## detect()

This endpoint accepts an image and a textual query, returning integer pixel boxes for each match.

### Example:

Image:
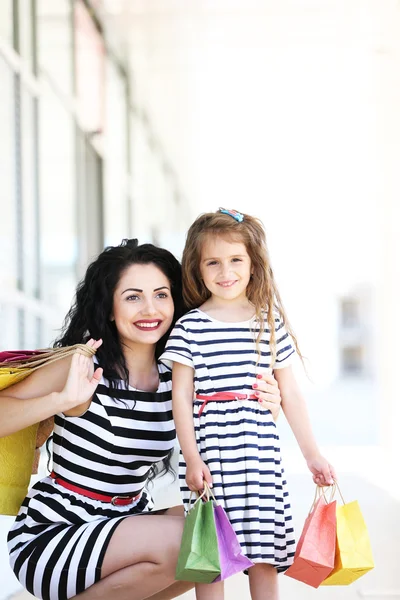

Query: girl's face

[199,236,252,303]
[111,263,174,348]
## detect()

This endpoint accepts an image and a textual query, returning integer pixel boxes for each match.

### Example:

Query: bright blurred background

[1,1,399,599]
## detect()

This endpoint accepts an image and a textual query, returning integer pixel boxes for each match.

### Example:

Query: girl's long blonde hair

[181,210,302,366]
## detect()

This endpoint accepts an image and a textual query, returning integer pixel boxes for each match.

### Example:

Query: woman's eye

[156,292,168,299]
[207,261,218,266]
[126,295,140,301]
[232,258,242,263]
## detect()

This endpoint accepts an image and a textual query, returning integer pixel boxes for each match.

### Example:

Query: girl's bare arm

[172,362,212,490]
[275,366,335,485]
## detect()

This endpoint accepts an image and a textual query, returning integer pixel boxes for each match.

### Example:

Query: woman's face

[111,263,174,348]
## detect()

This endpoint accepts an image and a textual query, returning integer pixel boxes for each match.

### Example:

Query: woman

[0,239,282,600]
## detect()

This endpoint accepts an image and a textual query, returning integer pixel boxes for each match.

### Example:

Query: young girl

[161,209,336,600]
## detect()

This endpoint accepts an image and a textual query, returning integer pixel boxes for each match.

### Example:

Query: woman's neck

[121,342,159,392]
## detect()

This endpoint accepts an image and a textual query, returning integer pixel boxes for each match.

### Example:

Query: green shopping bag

[176,485,221,583]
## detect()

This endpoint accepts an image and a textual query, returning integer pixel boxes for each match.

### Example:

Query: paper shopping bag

[285,494,336,588]
[213,503,254,581]
[0,350,45,391]
[0,345,95,516]
[321,499,374,585]
[175,494,221,583]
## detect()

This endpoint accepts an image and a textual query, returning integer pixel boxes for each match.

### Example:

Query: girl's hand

[60,339,103,410]
[307,453,336,486]
[252,372,282,421]
[185,457,213,492]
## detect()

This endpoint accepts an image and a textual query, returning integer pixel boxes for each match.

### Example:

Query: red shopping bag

[285,489,337,588]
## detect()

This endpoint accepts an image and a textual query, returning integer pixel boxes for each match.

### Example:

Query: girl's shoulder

[261,306,284,325]
[174,308,203,327]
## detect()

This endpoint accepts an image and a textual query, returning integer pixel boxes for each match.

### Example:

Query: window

[39,80,77,333]
[37,0,73,96]
[341,346,364,375]
[18,0,35,69]
[341,297,361,328]
[0,1,13,46]
[0,57,18,291]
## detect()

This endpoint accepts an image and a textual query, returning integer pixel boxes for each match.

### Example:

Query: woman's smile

[134,319,163,330]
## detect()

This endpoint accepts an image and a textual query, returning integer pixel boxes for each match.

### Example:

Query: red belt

[196,393,258,417]
[50,472,140,506]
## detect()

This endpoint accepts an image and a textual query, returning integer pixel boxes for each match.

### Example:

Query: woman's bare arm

[0,357,72,437]
[0,339,103,437]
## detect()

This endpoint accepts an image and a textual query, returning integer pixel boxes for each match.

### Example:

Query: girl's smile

[217,280,237,287]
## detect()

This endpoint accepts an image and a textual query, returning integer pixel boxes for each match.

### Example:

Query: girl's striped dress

[161,308,296,572]
[7,362,175,600]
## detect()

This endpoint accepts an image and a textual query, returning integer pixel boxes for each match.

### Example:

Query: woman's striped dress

[7,362,175,600]
[161,308,296,572]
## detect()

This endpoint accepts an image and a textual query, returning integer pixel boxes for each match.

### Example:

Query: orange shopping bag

[285,486,336,588]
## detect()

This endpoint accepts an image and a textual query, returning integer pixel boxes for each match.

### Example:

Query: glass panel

[0,303,20,350]
[0,0,13,46]
[37,0,73,96]
[130,115,153,242]
[0,57,18,290]
[341,298,361,328]
[75,129,104,278]
[341,346,364,374]
[103,58,129,245]
[19,0,34,68]
[39,81,77,322]
[74,0,105,133]
[21,86,40,298]
[24,310,40,348]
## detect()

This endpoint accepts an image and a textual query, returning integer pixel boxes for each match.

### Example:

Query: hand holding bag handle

[0,343,97,390]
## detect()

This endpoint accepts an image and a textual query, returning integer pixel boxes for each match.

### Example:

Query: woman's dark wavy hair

[53,238,185,481]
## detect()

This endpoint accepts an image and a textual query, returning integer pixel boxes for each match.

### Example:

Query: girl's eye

[207,261,218,266]
[232,258,242,262]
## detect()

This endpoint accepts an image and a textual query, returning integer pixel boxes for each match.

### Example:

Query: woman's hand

[59,339,103,411]
[252,372,282,421]
[307,453,336,486]
[185,457,213,492]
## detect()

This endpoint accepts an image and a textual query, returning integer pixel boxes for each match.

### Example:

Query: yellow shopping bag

[321,485,374,585]
[0,345,96,516]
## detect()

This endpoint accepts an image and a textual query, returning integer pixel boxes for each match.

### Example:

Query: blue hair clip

[218,207,244,223]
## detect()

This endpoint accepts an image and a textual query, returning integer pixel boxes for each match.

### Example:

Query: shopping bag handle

[321,479,346,505]
[331,479,346,505]
[311,479,346,512]
[187,480,218,512]
[0,344,97,372]
[187,483,210,512]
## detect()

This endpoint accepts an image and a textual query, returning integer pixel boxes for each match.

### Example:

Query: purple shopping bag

[213,504,254,581]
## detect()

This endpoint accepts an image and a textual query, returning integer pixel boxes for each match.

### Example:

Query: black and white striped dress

[161,308,296,572]
[7,362,175,600]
